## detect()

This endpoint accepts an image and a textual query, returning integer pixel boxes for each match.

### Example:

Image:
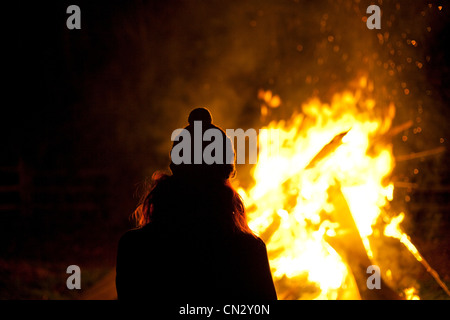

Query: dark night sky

[5,0,449,171]
[4,1,449,203]
[4,0,449,223]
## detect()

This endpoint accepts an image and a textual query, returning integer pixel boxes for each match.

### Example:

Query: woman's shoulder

[233,231,267,250]
[118,225,153,247]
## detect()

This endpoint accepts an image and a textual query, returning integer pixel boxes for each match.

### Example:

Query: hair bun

[188,107,213,125]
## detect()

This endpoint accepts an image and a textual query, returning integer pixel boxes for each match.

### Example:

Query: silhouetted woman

[116,108,277,301]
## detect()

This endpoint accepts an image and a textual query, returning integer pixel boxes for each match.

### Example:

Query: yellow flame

[384,213,422,261]
[404,287,420,300]
[237,80,421,299]
[259,89,282,108]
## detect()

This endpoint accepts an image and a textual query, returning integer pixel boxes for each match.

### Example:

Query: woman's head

[133,108,253,235]
[169,108,236,182]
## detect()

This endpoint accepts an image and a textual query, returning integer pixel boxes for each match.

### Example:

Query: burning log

[325,183,403,300]
[305,130,350,169]
[369,120,414,146]
[384,213,450,297]
[242,88,442,299]
[392,181,419,189]
[386,120,414,138]
[395,146,446,162]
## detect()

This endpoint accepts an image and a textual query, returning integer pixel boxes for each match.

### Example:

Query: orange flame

[236,77,424,299]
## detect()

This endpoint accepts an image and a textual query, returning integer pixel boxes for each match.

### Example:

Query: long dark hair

[132,171,254,235]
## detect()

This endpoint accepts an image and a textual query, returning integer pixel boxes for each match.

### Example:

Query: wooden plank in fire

[305,130,350,169]
[395,146,446,162]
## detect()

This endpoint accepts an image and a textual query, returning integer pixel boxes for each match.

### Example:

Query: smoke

[15,0,444,225]
[69,0,447,172]
[20,0,445,233]
[9,0,447,178]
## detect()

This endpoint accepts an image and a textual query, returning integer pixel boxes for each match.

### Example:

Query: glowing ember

[236,77,422,299]
[403,287,420,300]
